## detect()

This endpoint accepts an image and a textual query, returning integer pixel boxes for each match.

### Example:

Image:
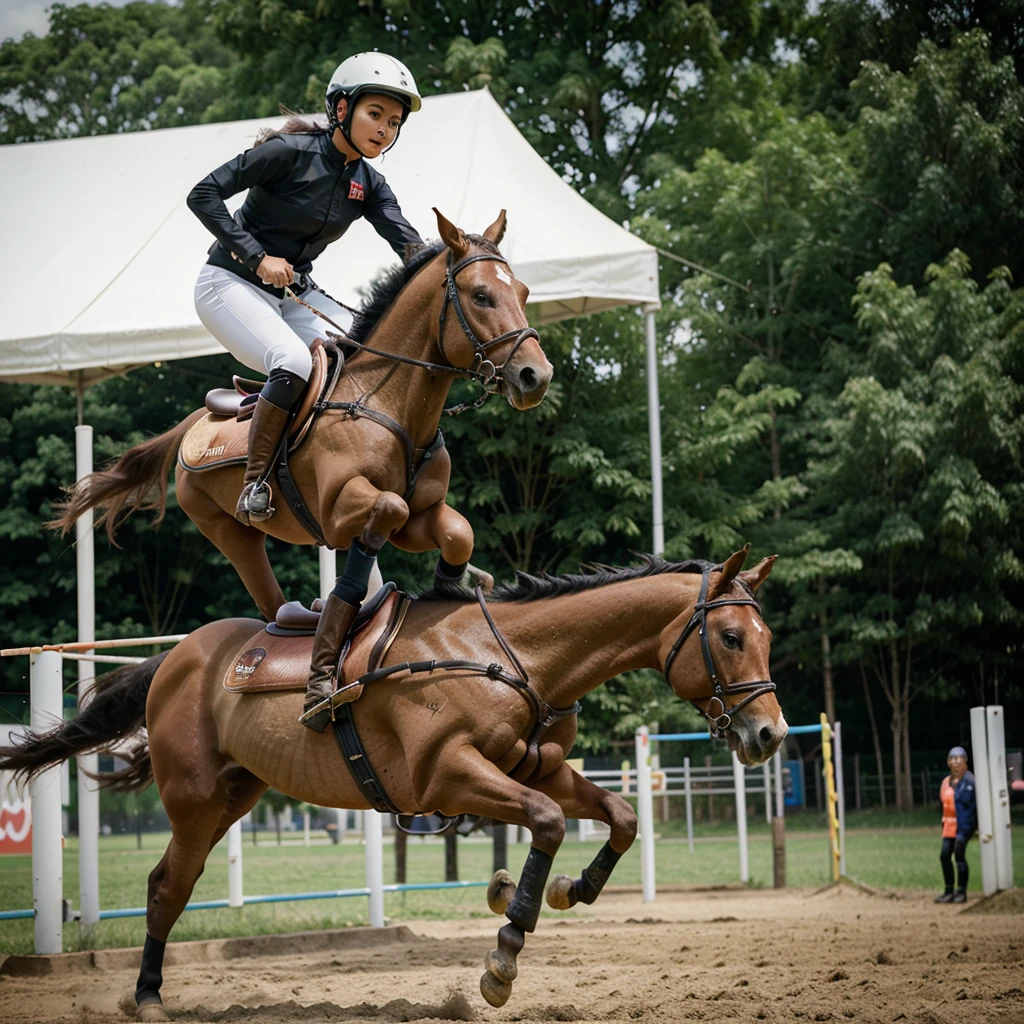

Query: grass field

[2,808,1021,956]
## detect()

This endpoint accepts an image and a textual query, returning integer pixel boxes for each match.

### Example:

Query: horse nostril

[759,726,772,744]
[518,366,538,391]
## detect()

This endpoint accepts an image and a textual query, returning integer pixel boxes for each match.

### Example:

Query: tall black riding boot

[299,594,361,732]
[236,368,307,524]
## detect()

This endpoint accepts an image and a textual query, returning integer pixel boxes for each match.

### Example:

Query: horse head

[433,208,553,410]
[661,547,788,765]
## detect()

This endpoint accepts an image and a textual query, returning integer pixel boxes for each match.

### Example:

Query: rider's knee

[268,343,313,383]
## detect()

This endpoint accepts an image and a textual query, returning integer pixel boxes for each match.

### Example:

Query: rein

[286,249,539,417]
[663,566,777,739]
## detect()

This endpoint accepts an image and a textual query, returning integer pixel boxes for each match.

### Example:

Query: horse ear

[433,208,470,259]
[739,555,778,593]
[707,545,750,601]
[483,209,507,245]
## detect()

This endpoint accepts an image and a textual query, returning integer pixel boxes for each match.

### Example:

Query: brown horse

[52,210,552,621]
[0,548,786,1020]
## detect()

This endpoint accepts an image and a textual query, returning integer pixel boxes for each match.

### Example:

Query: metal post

[74,424,100,938]
[364,810,385,926]
[227,820,243,907]
[970,707,997,895]
[732,751,749,884]
[30,650,63,954]
[986,707,1013,891]
[683,756,694,853]
[834,722,846,877]
[644,307,664,556]
[318,546,336,601]
[635,727,656,902]
[763,760,772,825]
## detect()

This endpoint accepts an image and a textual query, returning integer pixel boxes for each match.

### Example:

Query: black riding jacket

[187,130,422,291]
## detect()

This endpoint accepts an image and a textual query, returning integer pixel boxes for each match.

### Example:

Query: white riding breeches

[194,263,352,381]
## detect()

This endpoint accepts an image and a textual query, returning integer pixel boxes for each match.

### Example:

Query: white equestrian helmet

[326,52,422,116]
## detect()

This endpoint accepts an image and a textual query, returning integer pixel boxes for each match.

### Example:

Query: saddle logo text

[234,647,267,676]
[204,444,226,458]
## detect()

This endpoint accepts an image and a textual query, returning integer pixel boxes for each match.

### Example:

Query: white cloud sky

[0,0,144,43]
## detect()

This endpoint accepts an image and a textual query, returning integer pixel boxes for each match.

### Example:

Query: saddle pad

[223,590,408,694]
[179,345,331,473]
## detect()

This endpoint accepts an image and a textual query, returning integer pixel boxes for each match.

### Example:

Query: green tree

[0,1,238,142]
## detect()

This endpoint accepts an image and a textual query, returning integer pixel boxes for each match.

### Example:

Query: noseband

[663,566,777,739]
[437,250,539,392]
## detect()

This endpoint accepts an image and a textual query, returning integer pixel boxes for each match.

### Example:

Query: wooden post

[492,820,507,873]
[705,754,714,824]
[772,816,786,888]
[445,828,458,882]
[394,824,407,885]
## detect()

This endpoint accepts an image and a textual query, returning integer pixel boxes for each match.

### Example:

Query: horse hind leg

[134,770,267,1021]
[177,472,286,620]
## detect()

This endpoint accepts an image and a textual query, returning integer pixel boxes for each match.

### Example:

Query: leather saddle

[223,584,410,701]
[179,342,341,473]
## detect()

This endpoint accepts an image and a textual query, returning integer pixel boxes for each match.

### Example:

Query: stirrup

[299,695,334,733]
[237,481,275,523]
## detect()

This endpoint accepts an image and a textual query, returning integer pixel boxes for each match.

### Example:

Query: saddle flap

[185,345,333,473]
[224,587,408,694]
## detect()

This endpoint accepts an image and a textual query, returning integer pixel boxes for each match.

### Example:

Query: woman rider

[187,52,423,730]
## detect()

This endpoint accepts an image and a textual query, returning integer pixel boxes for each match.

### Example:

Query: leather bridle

[287,247,539,406]
[663,565,777,739]
[436,250,539,394]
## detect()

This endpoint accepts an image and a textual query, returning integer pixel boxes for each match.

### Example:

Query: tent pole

[644,305,664,556]
[74,408,100,937]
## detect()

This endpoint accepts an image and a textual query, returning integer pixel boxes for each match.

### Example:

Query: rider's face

[336,93,405,159]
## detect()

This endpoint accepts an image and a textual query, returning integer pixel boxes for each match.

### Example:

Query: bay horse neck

[328,247,466,445]
[488,571,706,710]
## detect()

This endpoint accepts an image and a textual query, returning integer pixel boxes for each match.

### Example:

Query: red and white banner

[0,794,31,853]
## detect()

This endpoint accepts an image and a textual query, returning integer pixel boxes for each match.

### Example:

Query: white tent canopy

[0,88,659,386]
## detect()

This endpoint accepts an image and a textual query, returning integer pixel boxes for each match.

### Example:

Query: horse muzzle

[502,341,553,410]
[728,711,788,766]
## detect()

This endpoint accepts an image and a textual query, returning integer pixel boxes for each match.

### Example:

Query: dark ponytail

[254,107,329,147]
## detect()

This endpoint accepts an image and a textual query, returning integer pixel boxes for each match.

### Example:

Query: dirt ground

[1,885,1021,1024]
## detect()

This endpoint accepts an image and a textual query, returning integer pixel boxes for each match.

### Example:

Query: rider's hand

[255,255,294,288]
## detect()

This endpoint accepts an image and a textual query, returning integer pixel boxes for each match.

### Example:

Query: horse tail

[0,651,167,792]
[48,408,207,544]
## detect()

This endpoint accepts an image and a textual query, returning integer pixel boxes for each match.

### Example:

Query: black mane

[417,555,718,603]
[348,235,503,344]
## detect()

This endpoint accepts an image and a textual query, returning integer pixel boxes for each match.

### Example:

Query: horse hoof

[136,1001,169,1022]
[545,873,577,910]
[484,945,518,984]
[480,969,513,1007]
[487,868,516,915]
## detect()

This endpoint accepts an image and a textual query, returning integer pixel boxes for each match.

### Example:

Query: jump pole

[30,650,63,954]
[364,809,385,926]
[227,820,243,907]
[986,707,1013,891]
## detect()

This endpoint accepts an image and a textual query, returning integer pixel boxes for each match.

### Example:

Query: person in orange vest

[935,746,977,904]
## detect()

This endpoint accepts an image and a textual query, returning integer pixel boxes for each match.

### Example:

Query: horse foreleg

[530,763,638,911]
[426,749,564,1008]
[322,475,409,555]
[177,473,286,620]
[391,500,493,590]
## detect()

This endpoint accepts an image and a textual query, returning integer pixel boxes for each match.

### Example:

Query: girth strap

[328,587,579,814]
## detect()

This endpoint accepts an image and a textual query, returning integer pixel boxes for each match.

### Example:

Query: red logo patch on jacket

[348,181,365,201]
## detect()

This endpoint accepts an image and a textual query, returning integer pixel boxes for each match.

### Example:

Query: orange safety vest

[940,775,957,838]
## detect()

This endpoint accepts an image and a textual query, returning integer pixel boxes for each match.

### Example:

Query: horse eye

[473,291,492,307]
[723,632,741,650]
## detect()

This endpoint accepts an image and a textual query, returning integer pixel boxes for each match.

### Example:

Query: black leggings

[940,833,973,891]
